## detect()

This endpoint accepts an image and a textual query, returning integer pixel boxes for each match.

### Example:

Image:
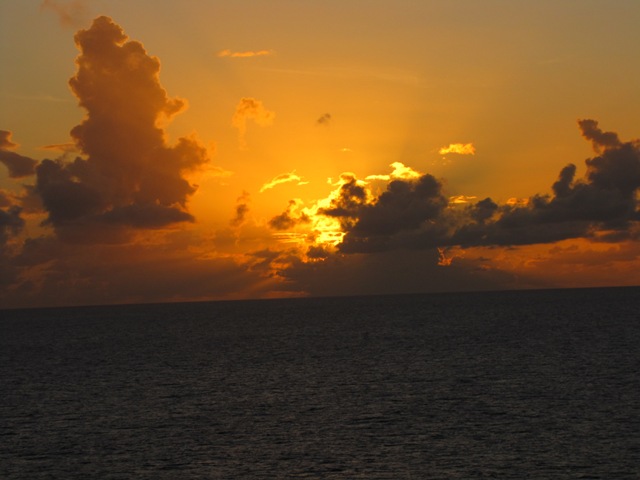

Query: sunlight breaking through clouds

[2,3,640,309]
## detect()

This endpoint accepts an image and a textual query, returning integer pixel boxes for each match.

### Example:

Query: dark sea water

[1,287,639,479]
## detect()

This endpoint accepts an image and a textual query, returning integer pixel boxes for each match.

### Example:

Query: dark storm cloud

[33,16,209,240]
[324,120,640,253]
[0,131,37,178]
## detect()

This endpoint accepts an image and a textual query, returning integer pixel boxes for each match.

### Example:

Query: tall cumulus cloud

[34,16,209,241]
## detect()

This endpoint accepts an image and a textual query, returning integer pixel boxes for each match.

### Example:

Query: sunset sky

[2,0,640,308]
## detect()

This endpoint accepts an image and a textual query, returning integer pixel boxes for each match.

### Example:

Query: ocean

[1,287,639,479]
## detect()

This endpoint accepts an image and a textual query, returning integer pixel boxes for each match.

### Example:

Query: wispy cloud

[41,142,77,153]
[217,49,274,58]
[260,171,308,193]
[2,91,71,103]
[439,143,476,155]
[40,0,89,28]
[232,98,275,150]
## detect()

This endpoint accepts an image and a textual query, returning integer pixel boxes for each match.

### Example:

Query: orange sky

[1,1,640,308]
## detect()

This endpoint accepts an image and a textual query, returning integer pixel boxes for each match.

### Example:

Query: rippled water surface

[2,287,639,478]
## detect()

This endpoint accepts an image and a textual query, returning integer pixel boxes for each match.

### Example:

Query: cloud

[0,205,24,246]
[232,97,275,150]
[40,0,89,28]
[41,143,77,153]
[260,171,307,193]
[269,199,310,230]
[365,162,422,181]
[0,131,38,178]
[317,113,332,126]
[274,248,517,298]
[0,130,17,150]
[230,191,250,227]
[0,190,12,208]
[330,174,449,253]
[217,49,274,58]
[449,195,477,205]
[32,16,210,240]
[319,173,371,225]
[2,235,281,309]
[316,119,640,253]
[437,247,455,266]
[438,143,476,155]
[0,193,25,295]
[578,119,621,153]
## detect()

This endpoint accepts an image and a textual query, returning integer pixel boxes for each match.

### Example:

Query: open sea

[1,287,639,479]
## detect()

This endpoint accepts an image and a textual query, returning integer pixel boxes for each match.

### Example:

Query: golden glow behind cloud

[366,162,422,181]
[3,4,640,309]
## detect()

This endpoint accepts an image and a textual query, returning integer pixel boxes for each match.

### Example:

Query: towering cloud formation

[34,16,209,239]
[0,131,37,178]
[232,98,275,150]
